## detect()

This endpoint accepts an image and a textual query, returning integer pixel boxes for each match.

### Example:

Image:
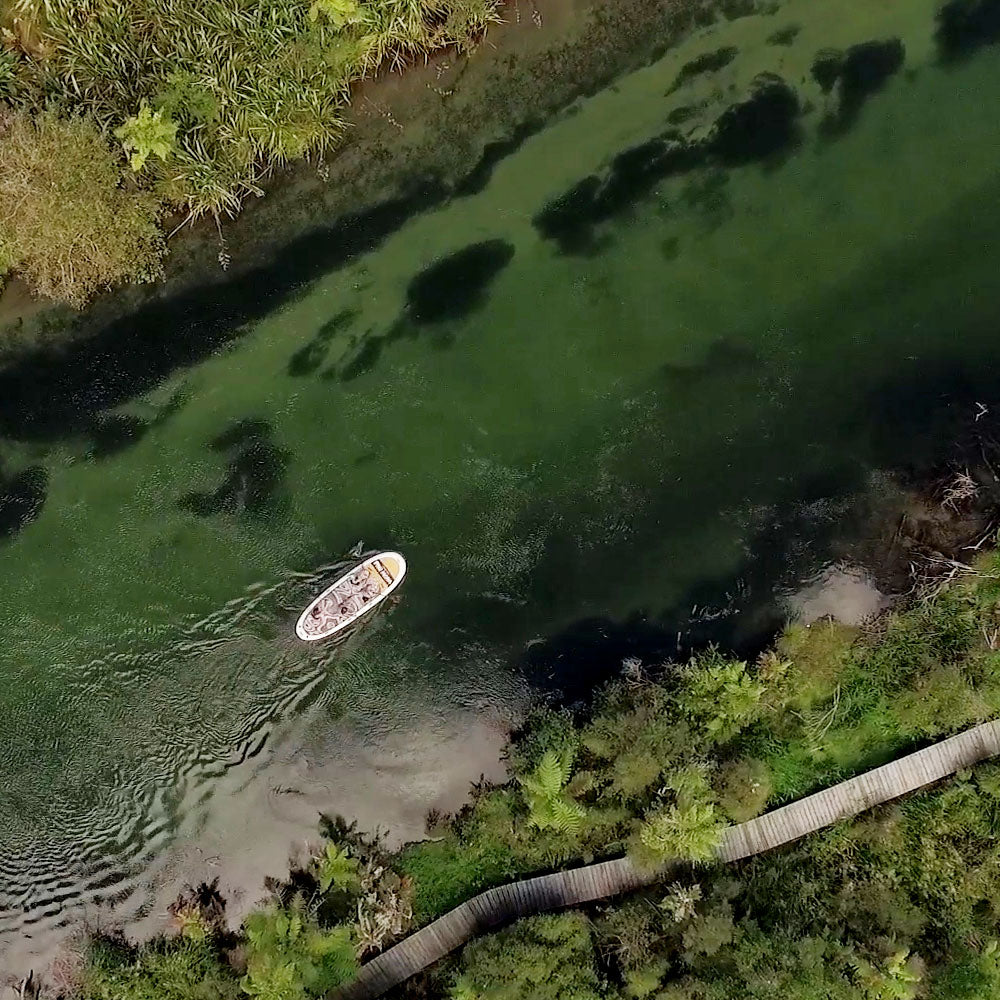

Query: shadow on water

[0,181,449,443]
[0,465,47,541]
[405,239,515,325]
[936,0,1000,61]
[86,413,149,459]
[513,357,1000,707]
[533,74,801,254]
[520,475,857,705]
[287,308,359,377]
[452,120,544,198]
[334,239,515,380]
[0,214,516,443]
[814,39,906,136]
[178,418,290,520]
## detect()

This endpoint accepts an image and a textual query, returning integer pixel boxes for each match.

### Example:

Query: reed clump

[0,107,165,305]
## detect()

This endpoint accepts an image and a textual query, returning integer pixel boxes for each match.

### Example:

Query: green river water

[2,0,1000,970]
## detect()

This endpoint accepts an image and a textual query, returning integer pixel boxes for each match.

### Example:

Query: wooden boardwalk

[335,720,1000,1000]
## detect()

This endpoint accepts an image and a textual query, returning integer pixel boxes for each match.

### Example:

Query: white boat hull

[295,552,406,641]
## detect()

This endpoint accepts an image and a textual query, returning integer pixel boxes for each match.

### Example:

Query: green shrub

[623,960,669,998]
[397,836,518,923]
[892,665,989,737]
[242,898,357,1000]
[778,619,858,710]
[516,747,587,834]
[680,901,735,961]
[115,100,178,172]
[313,842,362,895]
[633,801,726,868]
[451,912,604,1000]
[82,934,240,1000]
[714,757,772,822]
[0,109,164,304]
[678,650,766,743]
[931,942,1000,1000]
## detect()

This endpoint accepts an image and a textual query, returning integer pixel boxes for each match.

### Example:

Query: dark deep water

[2,0,1000,974]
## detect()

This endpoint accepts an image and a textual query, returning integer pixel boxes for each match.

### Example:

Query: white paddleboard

[295,552,406,641]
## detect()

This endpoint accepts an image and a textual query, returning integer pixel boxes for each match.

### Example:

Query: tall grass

[3,0,501,220]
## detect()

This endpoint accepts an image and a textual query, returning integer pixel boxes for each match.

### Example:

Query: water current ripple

[0,554,379,946]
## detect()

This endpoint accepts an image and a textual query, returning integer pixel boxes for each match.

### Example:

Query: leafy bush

[115,101,179,172]
[450,913,604,1000]
[397,836,517,923]
[677,650,767,743]
[0,108,164,304]
[931,942,1000,999]
[778,619,858,710]
[313,842,361,895]
[242,898,357,1000]
[516,748,587,835]
[714,757,772,823]
[82,934,240,1000]
[634,801,725,868]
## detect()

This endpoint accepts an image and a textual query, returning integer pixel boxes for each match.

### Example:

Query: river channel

[2,0,1000,973]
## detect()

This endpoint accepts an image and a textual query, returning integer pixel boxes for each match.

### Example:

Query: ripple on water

[0,555,388,952]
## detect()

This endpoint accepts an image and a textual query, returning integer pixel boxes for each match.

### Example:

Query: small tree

[634,801,725,868]
[677,651,766,743]
[451,913,604,1000]
[517,748,587,835]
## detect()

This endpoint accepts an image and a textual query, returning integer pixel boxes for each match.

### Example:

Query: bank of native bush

[442,754,1000,1000]
[64,551,1000,1000]
[398,559,1000,914]
[0,0,500,303]
[445,761,1000,1000]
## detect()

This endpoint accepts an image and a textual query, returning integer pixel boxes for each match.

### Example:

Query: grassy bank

[0,0,500,304]
[50,546,1000,999]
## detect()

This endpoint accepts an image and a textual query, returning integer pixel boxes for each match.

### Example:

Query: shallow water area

[3,0,1000,978]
